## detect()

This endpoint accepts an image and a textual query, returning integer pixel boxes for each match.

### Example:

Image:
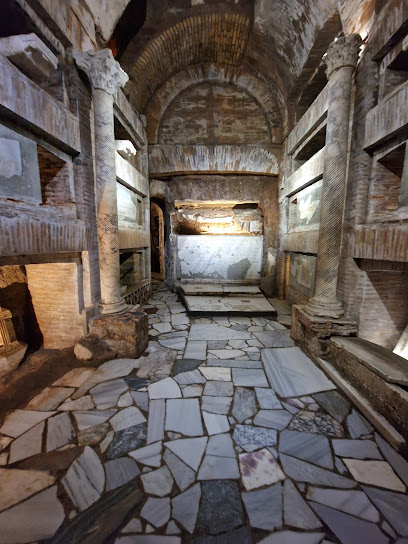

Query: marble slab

[198,454,240,480]
[0,409,55,438]
[189,324,251,341]
[129,441,162,467]
[184,341,207,360]
[202,412,230,435]
[232,368,269,387]
[105,458,140,491]
[165,437,207,471]
[242,483,282,531]
[46,412,75,452]
[239,448,285,490]
[163,449,195,491]
[279,454,356,489]
[165,399,204,436]
[279,430,333,469]
[262,347,336,397]
[233,425,277,452]
[184,295,276,315]
[110,406,146,432]
[8,421,44,463]
[284,479,321,530]
[141,466,173,497]
[343,459,405,491]
[140,497,171,527]
[172,483,201,533]
[147,400,165,444]
[306,487,380,522]
[0,468,55,513]
[176,235,263,281]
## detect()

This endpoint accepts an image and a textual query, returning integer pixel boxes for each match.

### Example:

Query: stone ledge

[328,338,408,443]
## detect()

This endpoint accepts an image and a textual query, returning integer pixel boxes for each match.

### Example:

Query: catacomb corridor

[0,0,408,543]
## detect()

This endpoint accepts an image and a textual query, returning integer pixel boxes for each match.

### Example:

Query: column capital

[324,34,362,79]
[73,49,128,95]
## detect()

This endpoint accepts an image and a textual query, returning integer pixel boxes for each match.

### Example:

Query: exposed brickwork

[128,13,251,113]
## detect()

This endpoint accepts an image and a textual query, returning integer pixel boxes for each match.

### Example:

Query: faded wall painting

[289,252,316,298]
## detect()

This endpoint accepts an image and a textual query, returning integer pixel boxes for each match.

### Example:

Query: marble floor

[0,285,408,543]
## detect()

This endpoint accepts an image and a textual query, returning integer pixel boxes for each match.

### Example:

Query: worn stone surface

[197,481,244,535]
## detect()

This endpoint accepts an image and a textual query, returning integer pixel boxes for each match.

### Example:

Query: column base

[89,310,148,358]
[305,296,344,319]
[291,305,357,358]
[98,298,129,315]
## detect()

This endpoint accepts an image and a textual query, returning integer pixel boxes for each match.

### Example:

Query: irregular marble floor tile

[288,410,344,438]
[182,384,204,397]
[198,454,240,480]
[313,391,350,422]
[173,370,206,386]
[163,449,196,491]
[58,396,94,411]
[72,359,141,398]
[0,467,55,512]
[165,399,204,436]
[62,446,105,511]
[199,367,231,381]
[279,453,356,489]
[375,433,408,487]
[242,483,282,530]
[233,425,277,452]
[259,531,329,544]
[232,387,257,423]
[0,486,64,543]
[346,409,373,438]
[140,497,171,528]
[148,378,182,400]
[106,423,147,459]
[141,465,174,496]
[343,459,405,491]
[254,409,292,430]
[206,433,235,458]
[208,350,246,359]
[262,347,335,397]
[231,368,269,387]
[310,502,389,544]
[283,479,321,529]
[90,379,128,409]
[332,439,382,460]
[279,430,333,469]
[172,358,203,376]
[362,485,408,537]
[129,441,162,467]
[202,411,230,435]
[147,399,165,445]
[255,387,282,409]
[73,410,117,431]
[53,367,94,388]
[8,420,44,463]
[27,387,75,411]
[122,518,143,533]
[46,412,75,452]
[201,395,232,414]
[110,406,146,432]
[197,480,244,535]
[0,409,55,438]
[105,457,140,491]
[239,448,285,490]
[203,381,234,396]
[165,437,207,471]
[189,324,251,341]
[306,487,380,523]
[172,483,201,533]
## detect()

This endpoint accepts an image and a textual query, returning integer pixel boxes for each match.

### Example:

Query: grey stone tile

[147,399,165,445]
[165,399,204,436]
[262,347,335,397]
[140,497,171,528]
[0,409,55,438]
[107,423,147,459]
[206,359,263,368]
[208,349,246,359]
[172,483,201,533]
[232,368,269,387]
[53,367,94,388]
[58,395,95,411]
[200,367,231,381]
[189,324,251,341]
[166,520,181,535]
[197,480,244,535]
[191,526,252,544]
[242,483,282,530]
[159,338,186,351]
[27,386,75,411]
[8,421,44,463]
[122,518,143,533]
[306,487,380,523]
[0,486,64,543]
[173,370,206,385]
[90,379,128,409]
[232,387,257,423]
[310,502,389,544]
[141,466,173,496]
[124,377,151,391]
[73,410,117,431]
[279,430,333,469]
[255,387,282,409]
[254,331,295,348]
[346,409,373,438]
[129,441,162,467]
[62,446,105,511]
[46,412,75,452]
[105,458,140,491]
[362,485,408,536]
[254,409,292,430]
[279,453,356,488]
[73,358,141,398]
[148,378,182,400]
[110,406,146,432]
[131,391,149,411]
[233,424,277,452]
[206,433,235,457]
[203,380,234,396]
[201,396,232,414]
[283,479,321,529]
[182,384,204,397]
[172,359,202,376]
[165,437,207,470]
[313,391,350,422]
[0,468,54,513]
[198,455,240,479]
[184,341,207,360]
[203,411,230,435]
[239,448,285,490]
[258,531,325,544]
[332,439,382,459]
[163,449,196,491]
[375,433,408,486]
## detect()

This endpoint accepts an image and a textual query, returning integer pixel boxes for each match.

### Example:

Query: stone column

[306,34,362,319]
[73,49,128,314]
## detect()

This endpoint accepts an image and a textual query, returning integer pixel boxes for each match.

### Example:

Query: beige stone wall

[26,263,87,349]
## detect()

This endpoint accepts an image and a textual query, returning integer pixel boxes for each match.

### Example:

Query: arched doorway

[150,201,165,281]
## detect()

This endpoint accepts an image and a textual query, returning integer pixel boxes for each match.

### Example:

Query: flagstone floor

[0,285,408,543]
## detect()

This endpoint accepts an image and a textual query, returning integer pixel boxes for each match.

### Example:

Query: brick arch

[126,13,251,114]
[145,63,286,144]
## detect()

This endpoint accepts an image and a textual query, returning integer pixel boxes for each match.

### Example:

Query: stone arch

[146,63,286,144]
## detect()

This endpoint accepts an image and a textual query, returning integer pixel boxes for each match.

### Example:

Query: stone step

[331,337,408,386]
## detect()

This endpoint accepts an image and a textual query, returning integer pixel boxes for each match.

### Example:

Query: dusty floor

[0,285,407,543]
